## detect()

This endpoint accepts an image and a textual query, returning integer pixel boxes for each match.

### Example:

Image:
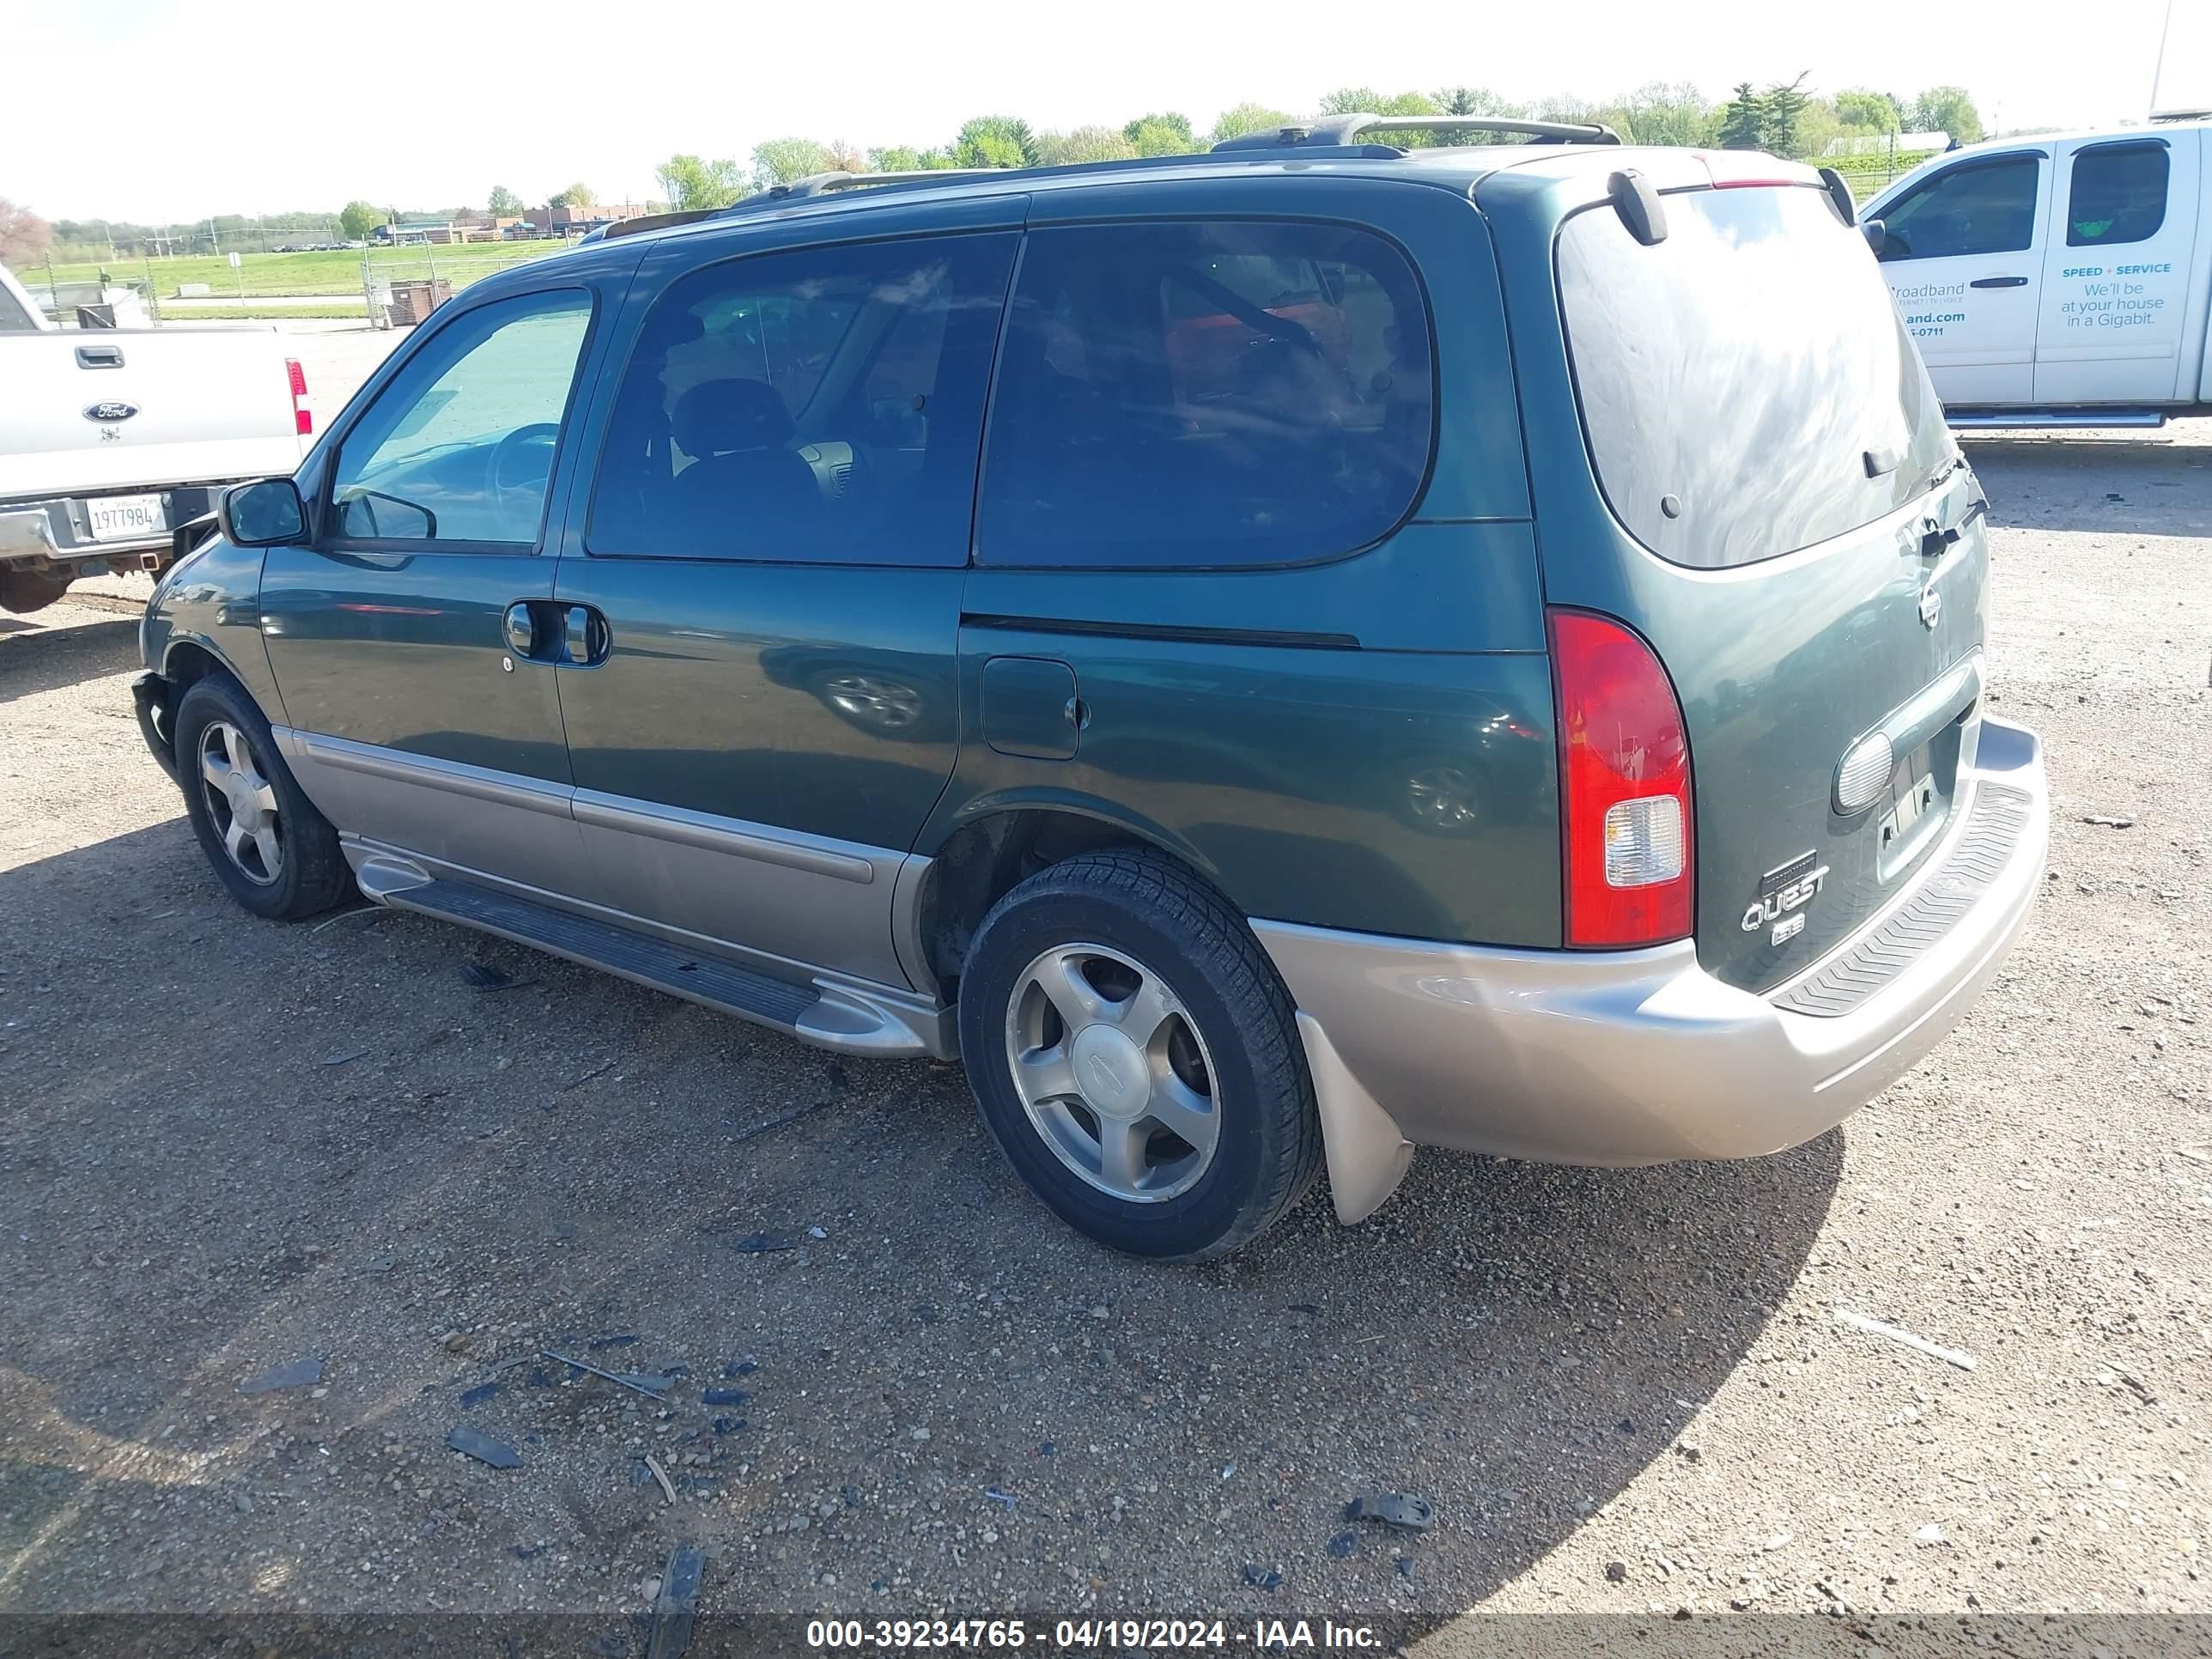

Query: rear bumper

[1,487,227,572]
[1255,716,2048,1221]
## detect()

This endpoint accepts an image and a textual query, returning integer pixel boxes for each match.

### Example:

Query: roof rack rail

[579,208,721,246]
[747,167,1005,204]
[1212,113,1620,152]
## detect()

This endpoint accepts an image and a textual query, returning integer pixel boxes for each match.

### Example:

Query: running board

[1947,408,2167,429]
[355,862,947,1059]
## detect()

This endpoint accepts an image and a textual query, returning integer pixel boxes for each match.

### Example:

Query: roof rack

[1212,113,1620,152]
[744,167,1005,204]
[581,208,720,245]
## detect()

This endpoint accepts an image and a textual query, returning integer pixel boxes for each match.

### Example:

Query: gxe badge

[83,401,139,423]
[1743,849,1830,945]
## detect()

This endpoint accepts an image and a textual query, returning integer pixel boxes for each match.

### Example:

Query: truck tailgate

[0,326,307,500]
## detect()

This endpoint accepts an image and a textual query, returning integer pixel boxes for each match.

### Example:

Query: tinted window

[976,221,1432,568]
[0,282,38,332]
[588,232,1016,566]
[1878,156,2040,260]
[2068,142,2169,246]
[331,289,591,544]
[1559,185,1954,570]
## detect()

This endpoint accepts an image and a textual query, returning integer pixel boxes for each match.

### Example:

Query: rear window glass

[1558,185,1954,570]
[2068,142,2169,246]
[976,220,1432,568]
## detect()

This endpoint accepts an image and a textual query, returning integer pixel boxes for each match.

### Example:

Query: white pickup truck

[1865,117,2211,427]
[1,260,312,611]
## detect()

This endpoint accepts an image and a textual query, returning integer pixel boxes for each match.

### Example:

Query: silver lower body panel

[1255,717,2049,1222]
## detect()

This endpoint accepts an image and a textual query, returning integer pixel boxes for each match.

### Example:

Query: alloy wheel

[1002,942,1221,1202]
[198,720,283,886]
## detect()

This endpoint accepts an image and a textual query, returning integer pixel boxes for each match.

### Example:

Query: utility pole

[2150,0,2176,116]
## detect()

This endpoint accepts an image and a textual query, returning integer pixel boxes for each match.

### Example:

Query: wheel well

[163,641,232,696]
[914,810,1208,1002]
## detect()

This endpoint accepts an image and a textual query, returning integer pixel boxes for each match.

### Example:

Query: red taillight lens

[286,357,312,434]
[1549,609,1694,948]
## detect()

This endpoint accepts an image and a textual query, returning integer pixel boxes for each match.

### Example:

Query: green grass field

[19,241,573,301]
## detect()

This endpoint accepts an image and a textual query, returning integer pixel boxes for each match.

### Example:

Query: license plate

[87,494,164,543]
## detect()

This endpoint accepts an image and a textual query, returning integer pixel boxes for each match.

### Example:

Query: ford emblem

[84,401,139,423]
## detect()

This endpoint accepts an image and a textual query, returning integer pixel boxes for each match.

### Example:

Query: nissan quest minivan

[132,117,2050,1260]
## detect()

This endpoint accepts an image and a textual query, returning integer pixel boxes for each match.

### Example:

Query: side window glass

[0,282,38,332]
[975,220,1434,568]
[2067,143,2170,246]
[1878,157,2040,261]
[331,290,592,544]
[586,232,1017,567]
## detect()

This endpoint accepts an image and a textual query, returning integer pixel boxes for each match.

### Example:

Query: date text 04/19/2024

[804,1619,1386,1650]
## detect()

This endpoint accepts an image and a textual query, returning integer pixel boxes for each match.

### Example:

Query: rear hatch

[1520,170,1987,992]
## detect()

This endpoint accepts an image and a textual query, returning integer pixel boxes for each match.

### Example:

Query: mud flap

[1295,1011,1414,1224]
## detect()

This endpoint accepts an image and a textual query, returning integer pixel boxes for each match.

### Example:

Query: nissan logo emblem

[83,401,140,423]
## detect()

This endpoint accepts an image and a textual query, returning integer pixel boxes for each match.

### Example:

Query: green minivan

[132,117,2049,1260]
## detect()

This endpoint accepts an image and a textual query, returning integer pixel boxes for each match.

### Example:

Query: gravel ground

[0,415,2205,1650]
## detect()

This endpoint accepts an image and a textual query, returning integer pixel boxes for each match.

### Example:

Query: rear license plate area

[85,494,165,543]
[1876,738,1952,880]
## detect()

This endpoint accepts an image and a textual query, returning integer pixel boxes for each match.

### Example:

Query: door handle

[1968,276,2029,288]
[562,605,609,666]
[506,600,608,665]
[75,343,125,369]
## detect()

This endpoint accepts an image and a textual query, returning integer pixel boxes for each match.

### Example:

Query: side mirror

[218,477,306,546]
[1862,219,1889,258]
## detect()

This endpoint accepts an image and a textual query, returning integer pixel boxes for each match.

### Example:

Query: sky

[9,0,2203,222]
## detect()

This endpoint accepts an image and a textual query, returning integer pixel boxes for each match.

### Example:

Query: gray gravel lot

[0,404,2205,1646]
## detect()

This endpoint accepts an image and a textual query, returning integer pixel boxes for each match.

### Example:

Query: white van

[1863,118,2209,425]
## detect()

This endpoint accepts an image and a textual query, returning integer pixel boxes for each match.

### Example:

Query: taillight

[1549,608,1693,948]
[285,357,313,435]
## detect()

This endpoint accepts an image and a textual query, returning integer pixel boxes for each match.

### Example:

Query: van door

[2034,131,2201,405]
[549,211,1019,992]
[1875,150,2048,404]
[259,285,610,896]
[1523,178,1983,994]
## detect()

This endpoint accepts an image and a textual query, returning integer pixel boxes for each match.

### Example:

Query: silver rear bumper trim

[1254,716,2048,1222]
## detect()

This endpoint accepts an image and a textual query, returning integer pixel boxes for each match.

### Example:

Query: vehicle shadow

[0,615,139,708]
[1963,434,2212,538]
[0,819,1838,1625]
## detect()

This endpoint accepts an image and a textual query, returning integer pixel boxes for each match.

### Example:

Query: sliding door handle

[1968,276,2029,289]
[563,605,610,666]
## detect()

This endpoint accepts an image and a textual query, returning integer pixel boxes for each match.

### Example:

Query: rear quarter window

[1557,185,1954,570]
[976,220,1434,568]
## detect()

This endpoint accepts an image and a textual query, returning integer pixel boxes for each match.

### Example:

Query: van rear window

[1557,185,1954,570]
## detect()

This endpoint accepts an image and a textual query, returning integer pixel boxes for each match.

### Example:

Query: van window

[587,232,1016,566]
[330,289,592,545]
[975,221,1432,568]
[1877,155,2041,261]
[1558,185,1954,570]
[0,283,37,332]
[2067,142,2170,246]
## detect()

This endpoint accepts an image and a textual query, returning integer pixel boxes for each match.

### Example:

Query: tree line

[653,82,1984,209]
[6,79,1987,263]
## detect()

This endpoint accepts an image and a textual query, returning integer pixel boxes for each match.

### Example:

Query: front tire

[173,674,353,921]
[958,851,1322,1261]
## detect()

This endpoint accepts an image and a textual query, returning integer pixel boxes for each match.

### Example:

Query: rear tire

[0,569,72,614]
[958,850,1322,1261]
[173,674,353,921]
